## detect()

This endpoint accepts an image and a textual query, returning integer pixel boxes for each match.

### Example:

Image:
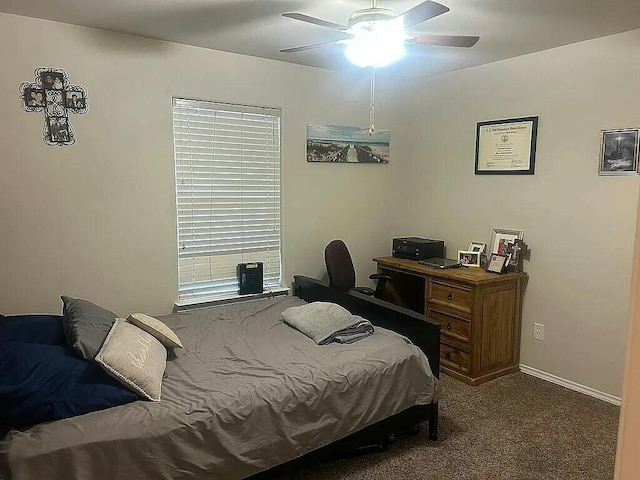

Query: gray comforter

[4,296,439,480]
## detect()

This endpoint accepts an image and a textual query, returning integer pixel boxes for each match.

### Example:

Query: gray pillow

[126,313,183,349]
[95,319,167,401]
[61,296,117,360]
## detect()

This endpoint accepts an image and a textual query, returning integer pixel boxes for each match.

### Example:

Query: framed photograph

[41,71,65,90]
[47,116,70,143]
[598,128,640,176]
[468,242,487,254]
[306,124,389,163]
[475,116,538,175]
[64,90,85,109]
[487,253,509,273]
[23,87,45,108]
[458,250,481,267]
[490,228,524,255]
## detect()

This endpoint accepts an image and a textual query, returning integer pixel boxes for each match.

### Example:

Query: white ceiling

[2,0,640,78]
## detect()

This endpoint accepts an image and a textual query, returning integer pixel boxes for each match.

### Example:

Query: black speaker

[237,262,263,295]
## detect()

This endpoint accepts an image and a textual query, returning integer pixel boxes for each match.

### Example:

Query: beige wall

[1,11,638,399]
[393,30,640,397]
[0,12,401,317]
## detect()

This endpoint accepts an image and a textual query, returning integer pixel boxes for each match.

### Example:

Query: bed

[1,276,440,480]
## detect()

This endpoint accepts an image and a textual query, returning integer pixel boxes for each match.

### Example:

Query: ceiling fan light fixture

[344,21,408,68]
[347,7,396,28]
[281,2,479,64]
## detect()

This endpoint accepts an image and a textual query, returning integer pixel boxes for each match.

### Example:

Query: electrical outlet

[534,323,544,341]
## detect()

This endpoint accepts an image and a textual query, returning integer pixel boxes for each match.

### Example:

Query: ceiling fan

[280,0,479,68]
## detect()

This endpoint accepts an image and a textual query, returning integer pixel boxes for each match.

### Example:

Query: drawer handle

[445,352,452,360]
[446,322,452,331]
[447,293,453,301]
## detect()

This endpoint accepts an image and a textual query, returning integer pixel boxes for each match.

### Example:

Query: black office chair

[324,239,391,298]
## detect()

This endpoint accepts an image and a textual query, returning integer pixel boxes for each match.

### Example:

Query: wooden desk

[374,256,527,385]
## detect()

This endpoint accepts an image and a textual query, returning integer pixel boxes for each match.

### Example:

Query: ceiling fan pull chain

[369,68,375,135]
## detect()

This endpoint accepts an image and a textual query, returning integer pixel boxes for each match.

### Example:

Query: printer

[392,237,444,261]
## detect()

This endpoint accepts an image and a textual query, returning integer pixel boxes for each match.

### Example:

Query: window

[172,98,281,302]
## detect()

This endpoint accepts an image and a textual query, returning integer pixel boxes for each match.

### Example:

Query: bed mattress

[4,296,438,480]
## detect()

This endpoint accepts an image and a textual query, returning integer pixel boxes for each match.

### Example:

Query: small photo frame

[490,228,524,255]
[64,90,85,109]
[47,116,70,143]
[458,250,481,267]
[41,71,65,90]
[487,253,508,273]
[599,128,640,175]
[468,242,486,254]
[24,87,45,107]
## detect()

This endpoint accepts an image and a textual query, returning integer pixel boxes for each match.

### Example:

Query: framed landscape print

[598,128,640,176]
[306,124,389,163]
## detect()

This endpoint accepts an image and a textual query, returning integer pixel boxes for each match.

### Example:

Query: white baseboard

[519,364,621,406]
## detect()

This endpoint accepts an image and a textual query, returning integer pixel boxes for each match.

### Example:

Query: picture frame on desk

[458,250,481,267]
[468,242,486,254]
[486,253,509,273]
[490,228,524,255]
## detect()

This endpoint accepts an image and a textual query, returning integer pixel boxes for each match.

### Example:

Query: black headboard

[292,275,441,378]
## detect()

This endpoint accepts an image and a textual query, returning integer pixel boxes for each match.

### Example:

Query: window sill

[173,287,290,312]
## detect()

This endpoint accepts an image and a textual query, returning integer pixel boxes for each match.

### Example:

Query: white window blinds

[173,98,281,302]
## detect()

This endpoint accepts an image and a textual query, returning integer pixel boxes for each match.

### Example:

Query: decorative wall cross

[20,67,88,146]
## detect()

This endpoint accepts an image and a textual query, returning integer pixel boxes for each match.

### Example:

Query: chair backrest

[324,239,356,291]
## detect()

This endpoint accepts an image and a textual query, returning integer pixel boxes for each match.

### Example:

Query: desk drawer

[428,280,472,313]
[441,343,469,372]
[428,308,470,345]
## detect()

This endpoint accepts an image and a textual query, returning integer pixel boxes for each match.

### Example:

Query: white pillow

[95,319,167,401]
[126,313,183,349]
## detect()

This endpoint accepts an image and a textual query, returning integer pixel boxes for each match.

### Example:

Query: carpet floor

[287,373,620,480]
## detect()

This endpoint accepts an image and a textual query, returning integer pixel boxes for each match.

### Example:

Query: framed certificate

[475,116,538,175]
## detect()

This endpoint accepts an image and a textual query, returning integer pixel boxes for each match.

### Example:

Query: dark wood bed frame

[0,276,440,480]
[252,275,441,478]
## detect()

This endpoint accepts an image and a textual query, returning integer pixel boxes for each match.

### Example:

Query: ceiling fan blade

[411,34,480,48]
[282,13,348,31]
[396,1,450,27]
[280,40,344,53]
